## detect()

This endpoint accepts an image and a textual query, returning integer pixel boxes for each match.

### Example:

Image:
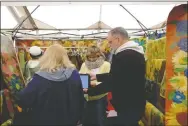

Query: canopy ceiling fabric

[87,21,112,29]
[1,4,177,39]
[150,21,167,29]
[13,18,57,29]
[2,5,176,29]
[1,6,18,29]
[27,5,176,29]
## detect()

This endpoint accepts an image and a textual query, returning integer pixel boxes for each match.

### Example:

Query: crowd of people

[12,27,146,126]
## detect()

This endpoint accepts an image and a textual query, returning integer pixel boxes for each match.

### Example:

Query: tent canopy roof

[27,5,175,29]
[2,4,176,29]
[0,4,180,39]
[87,21,111,29]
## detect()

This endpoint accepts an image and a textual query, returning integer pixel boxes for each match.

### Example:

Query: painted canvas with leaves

[1,36,25,94]
[165,4,187,126]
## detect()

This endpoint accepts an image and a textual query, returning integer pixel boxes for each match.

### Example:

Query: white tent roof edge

[1,1,187,6]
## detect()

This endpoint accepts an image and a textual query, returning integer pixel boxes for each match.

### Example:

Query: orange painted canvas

[1,36,25,93]
[165,4,187,126]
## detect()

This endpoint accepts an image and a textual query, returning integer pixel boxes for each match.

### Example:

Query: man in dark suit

[88,27,146,126]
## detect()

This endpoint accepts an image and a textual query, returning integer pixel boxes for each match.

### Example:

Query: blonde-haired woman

[79,45,111,126]
[15,44,85,126]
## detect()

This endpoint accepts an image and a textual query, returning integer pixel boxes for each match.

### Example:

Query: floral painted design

[170,41,177,49]
[172,50,188,73]
[166,104,187,126]
[184,69,188,78]
[172,50,187,65]
[165,4,187,126]
[178,38,188,52]
[2,56,24,93]
[10,74,23,91]
[1,36,25,94]
[3,89,15,119]
[176,20,188,36]
[131,37,147,52]
[172,91,186,104]
[169,76,187,92]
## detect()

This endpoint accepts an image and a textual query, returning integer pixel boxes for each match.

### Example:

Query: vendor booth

[0,3,187,126]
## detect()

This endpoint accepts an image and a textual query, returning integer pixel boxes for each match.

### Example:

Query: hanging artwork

[1,36,25,93]
[16,39,111,51]
[145,59,166,82]
[160,71,166,98]
[16,39,109,50]
[16,39,111,70]
[165,4,187,126]
[131,37,147,52]
[144,36,167,113]
[146,37,166,60]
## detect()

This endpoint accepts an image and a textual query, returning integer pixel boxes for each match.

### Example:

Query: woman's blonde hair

[39,44,75,72]
[86,45,105,59]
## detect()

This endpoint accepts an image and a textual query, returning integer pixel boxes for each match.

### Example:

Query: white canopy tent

[0,4,184,40]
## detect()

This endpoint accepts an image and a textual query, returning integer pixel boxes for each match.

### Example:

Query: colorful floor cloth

[165,4,187,126]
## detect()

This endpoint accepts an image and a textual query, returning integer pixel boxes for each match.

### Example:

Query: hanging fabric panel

[145,37,166,111]
[18,49,26,73]
[16,39,111,71]
[165,4,187,126]
[1,36,25,93]
[131,37,147,52]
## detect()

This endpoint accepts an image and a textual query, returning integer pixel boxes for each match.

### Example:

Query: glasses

[108,36,119,44]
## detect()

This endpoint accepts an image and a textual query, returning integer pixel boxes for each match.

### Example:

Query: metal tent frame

[1,5,167,40]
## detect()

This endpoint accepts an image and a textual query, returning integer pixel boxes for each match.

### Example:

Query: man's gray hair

[109,27,129,39]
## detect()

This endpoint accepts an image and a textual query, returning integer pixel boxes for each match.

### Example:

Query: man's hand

[83,88,88,93]
[90,73,97,81]
[90,81,96,87]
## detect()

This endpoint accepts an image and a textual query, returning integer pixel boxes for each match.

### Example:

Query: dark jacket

[15,68,85,126]
[88,41,146,124]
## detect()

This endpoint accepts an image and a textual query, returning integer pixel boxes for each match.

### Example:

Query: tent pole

[119,5,149,36]
[12,5,40,40]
